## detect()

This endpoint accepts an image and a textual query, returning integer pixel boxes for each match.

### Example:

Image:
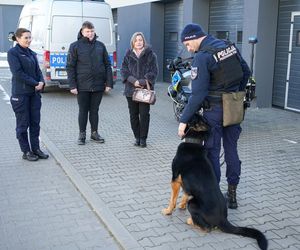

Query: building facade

[0,1,28,52]
[112,0,300,112]
[1,0,300,112]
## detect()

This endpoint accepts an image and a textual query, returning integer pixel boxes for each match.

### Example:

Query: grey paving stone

[1,67,300,249]
[0,69,120,249]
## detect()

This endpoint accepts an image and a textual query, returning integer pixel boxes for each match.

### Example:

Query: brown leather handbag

[132,80,156,105]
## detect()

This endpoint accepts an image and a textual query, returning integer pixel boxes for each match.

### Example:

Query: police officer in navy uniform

[8,28,49,161]
[178,24,251,209]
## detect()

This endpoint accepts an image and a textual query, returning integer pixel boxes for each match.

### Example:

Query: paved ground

[0,64,300,250]
[0,69,121,250]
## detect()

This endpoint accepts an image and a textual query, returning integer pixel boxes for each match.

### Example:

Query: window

[31,16,45,48]
[296,31,300,47]
[216,31,229,40]
[169,32,178,42]
[237,31,243,44]
[85,17,112,45]
[51,16,82,44]
[18,16,32,31]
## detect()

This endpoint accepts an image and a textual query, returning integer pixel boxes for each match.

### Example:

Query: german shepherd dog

[162,115,268,250]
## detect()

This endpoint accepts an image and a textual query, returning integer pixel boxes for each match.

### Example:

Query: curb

[40,129,142,250]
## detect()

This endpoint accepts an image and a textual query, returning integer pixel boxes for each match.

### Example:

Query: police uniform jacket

[66,31,113,92]
[7,43,44,95]
[180,35,251,124]
[121,47,158,97]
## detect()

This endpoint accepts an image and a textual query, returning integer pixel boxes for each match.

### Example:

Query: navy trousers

[10,93,41,153]
[203,105,242,185]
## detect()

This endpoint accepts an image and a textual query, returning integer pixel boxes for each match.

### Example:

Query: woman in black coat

[121,32,158,147]
[7,28,49,161]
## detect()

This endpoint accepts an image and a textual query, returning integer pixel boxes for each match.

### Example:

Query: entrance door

[286,12,300,112]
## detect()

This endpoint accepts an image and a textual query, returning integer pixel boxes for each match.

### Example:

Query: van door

[82,2,116,79]
[49,15,82,81]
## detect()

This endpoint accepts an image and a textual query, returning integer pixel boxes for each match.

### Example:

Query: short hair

[12,28,31,41]
[130,32,147,49]
[81,21,94,30]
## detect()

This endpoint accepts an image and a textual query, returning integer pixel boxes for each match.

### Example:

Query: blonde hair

[130,32,147,49]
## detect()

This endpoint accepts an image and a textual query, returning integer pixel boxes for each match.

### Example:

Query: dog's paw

[178,203,187,210]
[161,208,173,215]
[186,217,194,225]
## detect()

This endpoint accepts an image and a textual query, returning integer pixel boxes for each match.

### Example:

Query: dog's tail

[219,220,268,250]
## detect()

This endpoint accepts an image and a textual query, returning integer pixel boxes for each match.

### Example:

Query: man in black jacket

[67,21,113,145]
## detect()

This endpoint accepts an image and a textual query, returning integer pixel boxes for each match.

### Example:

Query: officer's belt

[207,91,223,106]
[208,91,225,97]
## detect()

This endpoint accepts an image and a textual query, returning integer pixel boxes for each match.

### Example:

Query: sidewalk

[0,70,121,249]
[1,65,300,249]
[0,53,8,67]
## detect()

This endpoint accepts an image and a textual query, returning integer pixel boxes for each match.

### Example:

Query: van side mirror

[8,32,14,42]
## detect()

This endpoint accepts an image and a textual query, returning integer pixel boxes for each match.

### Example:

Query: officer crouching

[178,23,251,209]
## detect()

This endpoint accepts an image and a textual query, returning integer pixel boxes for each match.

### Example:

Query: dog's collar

[183,137,205,145]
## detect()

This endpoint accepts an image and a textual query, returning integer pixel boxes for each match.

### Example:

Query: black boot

[90,131,105,143]
[33,149,49,159]
[22,151,39,161]
[78,131,86,145]
[140,139,147,148]
[226,185,238,209]
[134,138,140,146]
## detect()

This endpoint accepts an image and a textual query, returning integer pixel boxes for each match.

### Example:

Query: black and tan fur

[162,125,268,250]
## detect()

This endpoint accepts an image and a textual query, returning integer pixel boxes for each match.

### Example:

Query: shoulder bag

[132,80,156,105]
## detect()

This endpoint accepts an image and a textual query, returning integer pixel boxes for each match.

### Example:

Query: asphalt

[0,60,300,250]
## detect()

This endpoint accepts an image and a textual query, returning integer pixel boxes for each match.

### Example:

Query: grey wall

[117,3,164,81]
[182,0,209,29]
[180,0,209,59]
[117,4,151,68]
[243,0,279,108]
[0,5,23,52]
[150,2,164,81]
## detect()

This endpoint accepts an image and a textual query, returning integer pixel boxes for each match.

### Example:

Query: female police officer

[8,28,49,161]
[178,24,251,209]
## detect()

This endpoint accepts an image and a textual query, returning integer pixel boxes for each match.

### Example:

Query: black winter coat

[121,47,158,97]
[66,31,113,92]
[7,44,44,95]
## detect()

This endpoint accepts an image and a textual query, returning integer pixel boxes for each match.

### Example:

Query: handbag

[222,91,245,127]
[132,80,156,105]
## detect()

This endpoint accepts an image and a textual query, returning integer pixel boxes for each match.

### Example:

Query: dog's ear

[184,113,210,141]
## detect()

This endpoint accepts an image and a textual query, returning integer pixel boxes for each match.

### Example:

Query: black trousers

[10,93,41,153]
[77,91,103,133]
[126,97,150,140]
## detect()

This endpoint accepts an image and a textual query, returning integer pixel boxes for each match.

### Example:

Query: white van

[17,0,117,88]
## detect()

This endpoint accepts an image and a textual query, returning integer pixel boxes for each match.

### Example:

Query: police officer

[7,28,49,161]
[178,24,251,209]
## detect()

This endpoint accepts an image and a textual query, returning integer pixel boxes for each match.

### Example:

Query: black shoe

[22,151,39,161]
[78,131,86,145]
[33,149,49,159]
[134,138,140,146]
[225,185,238,209]
[91,131,105,143]
[140,139,147,148]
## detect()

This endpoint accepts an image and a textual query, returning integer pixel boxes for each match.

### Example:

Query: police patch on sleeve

[191,67,198,80]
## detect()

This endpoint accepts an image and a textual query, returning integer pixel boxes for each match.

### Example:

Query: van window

[31,15,45,48]
[84,17,112,45]
[51,16,82,44]
[19,16,32,30]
